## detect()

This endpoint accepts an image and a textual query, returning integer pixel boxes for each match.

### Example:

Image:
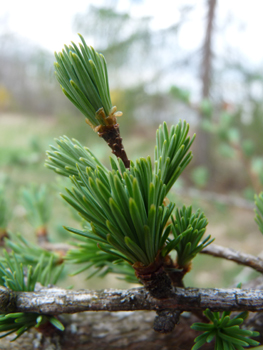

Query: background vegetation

[0,0,263,291]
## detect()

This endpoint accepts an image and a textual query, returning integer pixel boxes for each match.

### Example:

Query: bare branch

[201,243,263,273]
[1,285,263,315]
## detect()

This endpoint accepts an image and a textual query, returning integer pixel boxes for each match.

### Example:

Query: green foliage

[154,121,195,193]
[46,120,198,268]
[3,232,62,268]
[200,99,213,118]
[20,184,51,229]
[252,158,263,185]
[169,85,190,103]
[199,102,263,197]
[171,206,212,268]
[191,166,209,188]
[0,313,63,341]
[66,234,138,283]
[54,34,114,126]
[0,251,64,340]
[45,135,108,178]
[255,192,263,234]
[191,309,259,350]
[0,187,9,231]
[0,251,62,291]
[63,159,177,266]
[241,139,255,157]
[2,27,263,346]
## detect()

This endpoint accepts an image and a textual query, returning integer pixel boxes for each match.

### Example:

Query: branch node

[153,309,181,333]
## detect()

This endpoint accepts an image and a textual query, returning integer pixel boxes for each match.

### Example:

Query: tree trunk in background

[201,0,216,99]
[195,0,217,172]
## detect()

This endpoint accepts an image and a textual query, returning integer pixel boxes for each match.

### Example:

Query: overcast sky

[1,0,263,67]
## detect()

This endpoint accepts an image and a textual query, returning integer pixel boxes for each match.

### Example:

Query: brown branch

[3,279,263,350]
[98,124,130,168]
[36,226,49,245]
[2,285,263,315]
[201,243,263,273]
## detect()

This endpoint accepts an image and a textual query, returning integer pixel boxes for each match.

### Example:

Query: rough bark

[201,244,263,273]
[1,280,263,349]
[2,285,263,315]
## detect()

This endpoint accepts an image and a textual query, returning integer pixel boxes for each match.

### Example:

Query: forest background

[1,0,263,292]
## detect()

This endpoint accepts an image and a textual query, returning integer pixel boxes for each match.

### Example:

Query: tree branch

[1,285,263,315]
[201,243,263,273]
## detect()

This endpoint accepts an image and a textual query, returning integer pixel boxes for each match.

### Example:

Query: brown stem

[98,124,130,168]
[201,243,263,273]
[163,256,191,288]
[133,257,178,333]
[0,229,8,246]
[153,309,182,333]
[163,257,208,322]
[2,285,263,315]
[36,226,49,245]
[133,257,174,299]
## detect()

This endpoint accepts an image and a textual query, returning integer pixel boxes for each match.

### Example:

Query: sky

[1,0,263,106]
[1,0,263,66]
[0,0,181,52]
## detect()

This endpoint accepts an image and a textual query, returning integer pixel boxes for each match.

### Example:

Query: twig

[1,285,263,315]
[201,243,263,273]
[98,124,130,168]
[36,226,49,245]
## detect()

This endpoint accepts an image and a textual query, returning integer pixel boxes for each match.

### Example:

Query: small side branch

[201,244,263,273]
[2,286,263,315]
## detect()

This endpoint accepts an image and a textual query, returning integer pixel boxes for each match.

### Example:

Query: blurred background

[1,0,263,289]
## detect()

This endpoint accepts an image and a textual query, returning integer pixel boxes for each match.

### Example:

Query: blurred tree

[195,0,217,170]
[73,3,192,130]
[0,31,75,115]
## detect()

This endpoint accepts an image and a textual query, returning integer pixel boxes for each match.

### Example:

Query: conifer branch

[1,286,263,315]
